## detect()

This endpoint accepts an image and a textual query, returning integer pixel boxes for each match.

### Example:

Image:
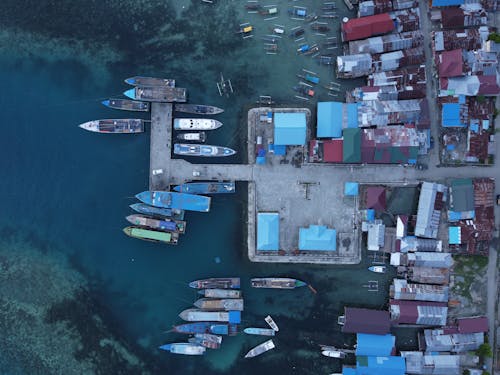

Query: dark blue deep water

[0,1,401,374]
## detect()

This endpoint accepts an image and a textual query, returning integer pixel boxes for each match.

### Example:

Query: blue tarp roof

[343,368,357,375]
[317,102,342,138]
[347,103,358,128]
[299,225,336,251]
[449,226,461,245]
[274,112,306,145]
[274,145,286,155]
[257,213,279,251]
[228,311,241,324]
[432,0,464,5]
[356,334,395,357]
[442,103,466,128]
[345,182,359,196]
[356,356,406,375]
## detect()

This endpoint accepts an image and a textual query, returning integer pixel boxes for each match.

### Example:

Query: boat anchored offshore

[158,343,205,355]
[135,191,211,213]
[78,119,145,133]
[174,104,224,115]
[188,333,222,349]
[265,315,279,331]
[251,278,307,289]
[125,76,175,87]
[174,144,236,157]
[177,132,206,143]
[173,182,236,194]
[194,298,244,311]
[199,289,242,298]
[179,309,241,323]
[171,322,238,336]
[244,339,275,358]
[244,327,275,336]
[125,214,186,234]
[368,265,387,274]
[173,118,222,130]
[189,278,241,289]
[129,203,184,220]
[101,99,149,112]
[122,226,179,245]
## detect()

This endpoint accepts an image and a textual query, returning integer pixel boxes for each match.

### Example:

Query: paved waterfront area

[149,102,173,191]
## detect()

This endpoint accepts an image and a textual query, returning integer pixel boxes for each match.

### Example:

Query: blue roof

[356,334,395,357]
[317,102,342,138]
[356,356,406,375]
[299,225,336,251]
[432,0,464,5]
[257,213,280,251]
[345,182,359,196]
[347,103,358,128]
[274,145,287,155]
[343,368,357,375]
[449,226,461,245]
[366,209,375,222]
[274,112,306,145]
[442,103,466,127]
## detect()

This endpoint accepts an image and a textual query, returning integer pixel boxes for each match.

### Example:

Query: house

[256,213,279,251]
[340,307,391,335]
[316,102,358,138]
[448,178,475,221]
[403,266,450,285]
[402,351,461,375]
[415,182,447,239]
[348,31,423,55]
[390,252,453,268]
[355,333,396,356]
[420,328,484,352]
[298,225,336,251]
[390,279,449,302]
[438,49,463,78]
[273,112,307,146]
[342,13,395,42]
[440,75,500,97]
[390,300,448,325]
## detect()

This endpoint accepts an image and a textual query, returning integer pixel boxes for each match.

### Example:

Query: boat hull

[174,104,224,115]
[176,132,207,143]
[125,214,186,234]
[265,315,279,331]
[124,76,175,87]
[174,144,236,157]
[123,226,178,245]
[135,191,211,213]
[124,86,186,103]
[178,309,241,323]
[194,298,244,311]
[129,203,184,220]
[251,278,307,289]
[101,99,150,112]
[189,278,241,289]
[159,343,205,355]
[78,119,144,133]
[244,339,275,358]
[173,182,236,194]
[244,328,275,336]
[173,118,222,130]
[171,322,238,336]
[368,266,387,273]
[199,289,242,298]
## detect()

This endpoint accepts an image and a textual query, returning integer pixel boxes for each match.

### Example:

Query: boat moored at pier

[368,265,387,273]
[243,327,275,336]
[135,191,211,213]
[124,76,175,87]
[122,226,179,245]
[78,119,145,133]
[171,322,238,336]
[124,86,187,103]
[173,118,222,130]
[158,343,205,355]
[129,203,185,220]
[265,315,279,331]
[174,104,224,115]
[101,99,150,112]
[189,277,241,289]
[198,289,242,298]
[174,144,236,157]
[194,298,244,311]
[251,278,307,289]
[173,182,236,194]
[244,339,275,358]
[176,132,206,143]
[125,214,186,234]
[179,308,241,323]
[188,333,222,349]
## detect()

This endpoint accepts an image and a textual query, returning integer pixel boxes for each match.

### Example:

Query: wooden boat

[265,315,279,331]
[251,278,307,289]
[125,214,186,234]
[194,298,244,311]
[122,226,179,245]
[124,76,175,87]
[293,84,315,97]
[368,265,387,274]
[244,327,275,336]
[101,99,149,112]
[311,24,331,33]
[174,104,224,115]
[176,132,207,143]
[188,333,222,349]
[259,7,278,16]
[289,27,305,38]
[244,339,275,358]
[198,289,242,299]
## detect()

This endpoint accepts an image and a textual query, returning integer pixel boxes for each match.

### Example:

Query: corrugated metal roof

[423,329,483,352]
[356,333,395,356]
[432,0,464,6]
[274,112,306,145]
[442,103,467,127]
[367,221,385,250]
[390,299,448,325]
[415,182,446,239]
[337,54,373,78]
[401,352,460,375]
[317,102,343,138]
[257,213,280,251]
[356,356,406,375]
[391,279,449,302]
[298,225,337,251]
[438,49,463,78]
[343,307,391,334]
[323,139,344,163]
[342,13,395,42]
[345,182,360,196]
[343,128,362,163]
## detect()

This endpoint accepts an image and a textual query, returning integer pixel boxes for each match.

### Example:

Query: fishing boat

[129,203,185,220]
[245,3,261,11]
[179,309,241,323]
[244,327,275,336]
[244,339,275,358]
[188,333,222,349]
[251,278,307,289]
[101,99,150,112]
[297,74,319,84]
[78,119,145,133]
[217,72,234,97]
[316,55,335,65]
[259,7,278,16]
[265,315,279,331]
[198,289,242,299]
[288,7,307,18]
[293,84,315,97]
[122,226,179,245]
[194,298,244,311]
[174,104,224,115]
[176,132,206,143]
[125,214,186,234]
[311,24,331,33]
[289,27,305,38]
[368,265,387,274]
[321,350,347,359]
[171,322,238,336]
[189,277,241,289]
[158,343,205,355]
[135,191,211,213]
[173,182,235,194]
[174,144,236,157]
[173,118,222,130]
[124,86,187,103]
[124,76,175,87]
[305,13,319,23]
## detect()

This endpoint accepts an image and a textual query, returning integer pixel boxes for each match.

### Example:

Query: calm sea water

[0,1,401,374]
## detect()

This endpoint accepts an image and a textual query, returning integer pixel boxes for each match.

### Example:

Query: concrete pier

[149,102,173,190]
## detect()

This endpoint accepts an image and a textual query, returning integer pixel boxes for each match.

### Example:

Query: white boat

[177,132,206,142]
[173,118,223,130]
[368,265,387,274]
[321,350,346,358]
[158,343,206,355]
[198,289,242,298]
[265,315,279,331]
[244,339,275,358]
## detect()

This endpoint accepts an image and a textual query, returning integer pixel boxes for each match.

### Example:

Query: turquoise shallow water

[0,1,401,374]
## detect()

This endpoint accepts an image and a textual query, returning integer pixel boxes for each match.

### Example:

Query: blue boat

[158,343,205,355]
[173,182,236,195]
[244,327,275,336]
[135,191,211,213]
[171,322,238,336]
[129,203,185,220]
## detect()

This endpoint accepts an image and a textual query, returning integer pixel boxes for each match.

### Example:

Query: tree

[462,369,470,375]
[488,32,500,43]
[476,343,493,358]
[482,371,490,375]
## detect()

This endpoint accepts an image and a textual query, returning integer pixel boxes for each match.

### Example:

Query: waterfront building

[348,31,423,55]
[390,300,448,325]
[415,182,447,239]
[273,112,307,146]
[340,307,391,335]
[342,356,406,375]
[420,328,484,352]
[390,279,449,302]
[355,333,396,356]
[401,351,461,375]
[256,213,280,251]
[341,13,395,42]
[298,225,336,251]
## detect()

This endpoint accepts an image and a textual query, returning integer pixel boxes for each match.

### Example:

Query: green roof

[343,128,361,163]
[127,227,171,242]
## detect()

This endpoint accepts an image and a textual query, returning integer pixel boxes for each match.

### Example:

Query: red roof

[457,316,489,333]
[390,300,447,324]
[323,139,343,163]
[441,8,465,28]
[342,307,391,335]
[366,186,386,211]
[342,13,395,42]
[439,49,463,78]
[478,75,500,95]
